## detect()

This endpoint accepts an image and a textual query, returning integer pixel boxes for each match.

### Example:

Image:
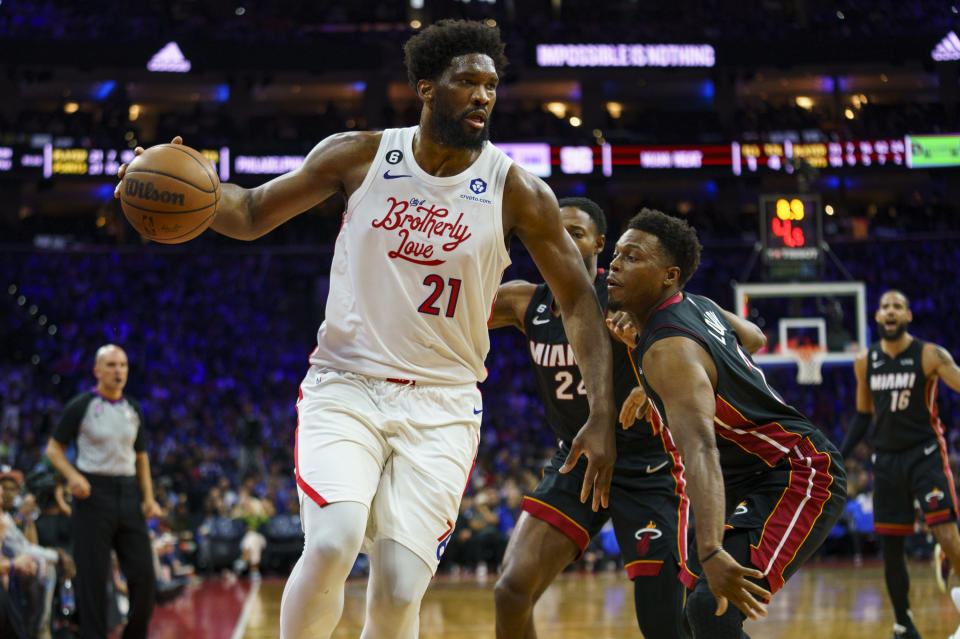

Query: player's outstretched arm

[720,310,766,355]
[488,280,537,331]
[213,131,379,240]
[116,132,380,241]
[924,342,960,393]
[643,336,770,620]
[503,166,616,511]
[840,351,874,458]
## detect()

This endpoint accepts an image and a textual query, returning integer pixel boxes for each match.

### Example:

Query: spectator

[0,467,74,639]
[236,401,265,480]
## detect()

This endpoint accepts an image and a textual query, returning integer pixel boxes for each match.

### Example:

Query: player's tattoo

[936,346,954,364]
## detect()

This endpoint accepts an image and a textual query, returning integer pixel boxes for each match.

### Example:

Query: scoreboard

[0,144,227,179]
[759,194,823,280]
[733,138,907,174]
[0,135,952,183]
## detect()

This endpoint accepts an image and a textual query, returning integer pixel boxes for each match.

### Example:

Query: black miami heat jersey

[637,293,831,477]
[523,274,656,452]
[867,339,942,452]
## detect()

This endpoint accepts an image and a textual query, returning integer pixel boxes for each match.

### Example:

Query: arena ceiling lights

[931,31,960,61]
[147,42,192,72]
[536,43,715,68]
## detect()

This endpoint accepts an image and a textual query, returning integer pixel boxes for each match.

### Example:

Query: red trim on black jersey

[647,324,707,347]
[713,396,802,467]
[927,377,959,523]
[657,292,683,310]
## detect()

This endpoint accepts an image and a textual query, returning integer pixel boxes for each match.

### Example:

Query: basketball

[119,143,221,244]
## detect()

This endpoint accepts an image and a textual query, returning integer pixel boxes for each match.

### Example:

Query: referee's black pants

[73,474,156,639]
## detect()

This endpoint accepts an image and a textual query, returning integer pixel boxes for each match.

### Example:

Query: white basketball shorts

[294,366,482,572]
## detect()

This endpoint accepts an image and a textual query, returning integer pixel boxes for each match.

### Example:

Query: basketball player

[840,289,960,639]
[489,197,767,639]
[116,20,616,639]
[605,209,847,638]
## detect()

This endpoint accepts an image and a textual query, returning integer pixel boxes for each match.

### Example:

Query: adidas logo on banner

[932,31,960,62]
[147,42,191,72]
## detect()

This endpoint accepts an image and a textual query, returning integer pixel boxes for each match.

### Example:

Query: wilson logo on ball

[125,178,186,206]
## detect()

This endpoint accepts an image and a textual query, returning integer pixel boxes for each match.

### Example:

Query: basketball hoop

[792,345,826,385]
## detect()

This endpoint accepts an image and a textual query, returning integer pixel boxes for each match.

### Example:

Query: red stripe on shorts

[874,522,915,535]
[522,496,591,557]
[625,560,663,578]
[294,382,328,508]
[659,426,697,589]
[749,437,835,593]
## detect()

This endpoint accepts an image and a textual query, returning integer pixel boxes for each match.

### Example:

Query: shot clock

[759,194,823,280]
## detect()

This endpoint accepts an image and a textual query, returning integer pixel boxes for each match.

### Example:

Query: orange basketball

[119,143,220,244]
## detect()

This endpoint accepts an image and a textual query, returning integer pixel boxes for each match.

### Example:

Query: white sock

[279,500,368,639]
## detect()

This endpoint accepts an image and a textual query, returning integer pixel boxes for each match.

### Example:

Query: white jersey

[310,126,513,384]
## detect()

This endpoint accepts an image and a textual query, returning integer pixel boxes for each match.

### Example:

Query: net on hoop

[792,345,826,385]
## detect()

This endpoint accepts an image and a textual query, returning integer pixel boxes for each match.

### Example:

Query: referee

[45,344,163,639]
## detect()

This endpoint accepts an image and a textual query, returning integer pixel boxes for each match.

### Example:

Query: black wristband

[840,411,873,458]
[699,546,724,564]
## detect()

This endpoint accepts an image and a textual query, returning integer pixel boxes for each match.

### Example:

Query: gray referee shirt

[53,390,146,477]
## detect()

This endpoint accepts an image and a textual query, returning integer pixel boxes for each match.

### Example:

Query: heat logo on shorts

[436,519,454,560]
[926,487,945,509]
[634,520,662,557]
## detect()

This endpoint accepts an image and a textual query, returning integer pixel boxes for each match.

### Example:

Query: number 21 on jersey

[418,275,462,317]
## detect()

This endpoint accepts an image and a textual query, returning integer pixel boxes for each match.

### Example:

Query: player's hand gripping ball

[119,143,220,243]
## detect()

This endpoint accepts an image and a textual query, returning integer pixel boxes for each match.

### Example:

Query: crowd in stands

[0,0,954,45]
[2,227,958,547]
[2,203,960,635]
[1,3,958,637]
[1,1,958,153]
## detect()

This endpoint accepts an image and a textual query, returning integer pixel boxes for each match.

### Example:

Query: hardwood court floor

[239,560,960,638]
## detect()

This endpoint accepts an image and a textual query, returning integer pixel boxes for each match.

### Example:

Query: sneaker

[891,622,921,639]
[935,543,951,593]
[951,586,960,612]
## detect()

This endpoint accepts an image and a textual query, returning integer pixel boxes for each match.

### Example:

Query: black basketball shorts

[523,439,696,587]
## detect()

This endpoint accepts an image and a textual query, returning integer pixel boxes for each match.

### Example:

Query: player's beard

[876,320,907,341]
[431,93,490,151]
